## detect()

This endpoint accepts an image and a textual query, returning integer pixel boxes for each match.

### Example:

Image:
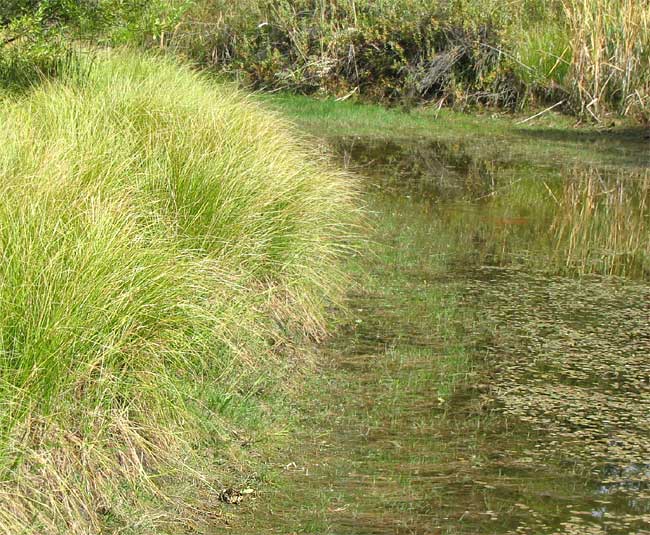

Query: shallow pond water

[233,127,650,534]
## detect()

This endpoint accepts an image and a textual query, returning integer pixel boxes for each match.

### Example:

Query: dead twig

[516,100,566,125]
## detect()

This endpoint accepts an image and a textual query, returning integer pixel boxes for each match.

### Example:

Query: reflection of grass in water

[269,93,650,278]
[347,190,475,400]
[458,167,650,278]
[332,135,650,279]
[551,168,650,277]
[309,191,483,532]
[272,94,650,277]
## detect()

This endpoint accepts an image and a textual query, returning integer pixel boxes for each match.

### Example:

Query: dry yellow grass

[563,0,650,121]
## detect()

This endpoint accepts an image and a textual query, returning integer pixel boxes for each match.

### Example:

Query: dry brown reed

[562,0,650,121]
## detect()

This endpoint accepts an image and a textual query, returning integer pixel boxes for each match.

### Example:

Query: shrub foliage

[171,0,649,120]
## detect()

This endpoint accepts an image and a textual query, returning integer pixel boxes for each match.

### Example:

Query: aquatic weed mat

[463,266,650,534]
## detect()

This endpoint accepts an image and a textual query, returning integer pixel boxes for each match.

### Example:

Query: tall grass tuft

[0,50,357,533]
[562,0,650,121]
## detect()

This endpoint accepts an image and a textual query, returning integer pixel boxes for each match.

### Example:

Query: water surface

[234,124,650,534]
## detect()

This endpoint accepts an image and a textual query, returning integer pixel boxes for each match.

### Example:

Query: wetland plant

[0,50,356,533]
[562,0,650,122]
[170,0,650,121]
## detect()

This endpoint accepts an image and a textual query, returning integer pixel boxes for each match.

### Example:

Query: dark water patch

[331,136,516,202]
[516,126,650,168]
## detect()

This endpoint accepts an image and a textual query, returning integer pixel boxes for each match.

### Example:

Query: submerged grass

[0,50,357,533]
[234,187,476,534]
[234,101,650,533]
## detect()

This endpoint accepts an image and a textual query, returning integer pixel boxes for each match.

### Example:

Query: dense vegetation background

[2,0,648,121]
[170,0,649,122]
[0,0,183,85]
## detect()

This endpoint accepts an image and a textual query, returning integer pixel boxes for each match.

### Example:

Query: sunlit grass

[0,49,357,533]
[174,0,648,120]
[563,0,650,121]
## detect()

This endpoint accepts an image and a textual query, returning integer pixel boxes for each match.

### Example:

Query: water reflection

[337,136,650,278]
[335,135,650,533]
[238,130,650,535]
